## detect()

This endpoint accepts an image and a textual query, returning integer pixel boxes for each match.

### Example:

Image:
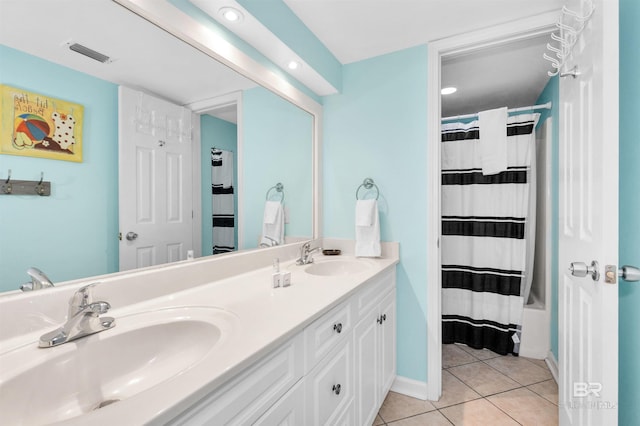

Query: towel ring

[355,178,379,200]
[266,182,285,203]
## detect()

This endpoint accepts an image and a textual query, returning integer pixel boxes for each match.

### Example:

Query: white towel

[263,200,280,224]
[355,200,381,257]
[356,199,376,226]
[212,150,234,188]
[260,201,284,246]
[478,107,508,175]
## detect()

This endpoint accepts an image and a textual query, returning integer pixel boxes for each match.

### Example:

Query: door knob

[569,261,600,281]
[618,265,640,282]
[125,232,138,241]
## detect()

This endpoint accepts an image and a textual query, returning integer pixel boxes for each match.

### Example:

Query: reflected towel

[260,201,284,246]
[212,150,234,188]
[355,200,381,257]
[479,107,508,175]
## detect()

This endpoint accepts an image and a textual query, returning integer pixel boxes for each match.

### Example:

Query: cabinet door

[354,309,380,426]
[305,339,354,426]
[379,290,396,397]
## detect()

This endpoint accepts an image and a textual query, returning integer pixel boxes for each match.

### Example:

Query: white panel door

[118,86,193,271]
[558,0,618,425]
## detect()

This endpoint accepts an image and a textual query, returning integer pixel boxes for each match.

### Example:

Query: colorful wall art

[0,84,84,162]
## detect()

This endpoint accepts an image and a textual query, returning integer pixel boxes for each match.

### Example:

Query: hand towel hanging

[355,199,381,257]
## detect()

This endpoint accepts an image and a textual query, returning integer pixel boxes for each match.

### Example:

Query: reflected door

[118,86,193,271]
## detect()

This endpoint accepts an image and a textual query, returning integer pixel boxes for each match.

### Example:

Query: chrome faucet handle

[68,283,99,317]
[20,267,55,291]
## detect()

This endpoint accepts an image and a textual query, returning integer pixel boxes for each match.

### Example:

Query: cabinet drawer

[305,338,354,426]
[169,334,303,425]
[303,300,353,373]
[354,268,395,321]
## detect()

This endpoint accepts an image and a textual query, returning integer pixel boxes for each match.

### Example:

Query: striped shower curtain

[211,148,235,254]
[441,113,539,355]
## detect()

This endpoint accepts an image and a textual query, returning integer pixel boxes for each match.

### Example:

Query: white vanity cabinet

[169,266,396,426]
[354,270,397,426]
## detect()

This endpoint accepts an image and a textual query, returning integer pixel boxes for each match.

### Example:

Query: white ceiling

[441,34,554,117]
[285,0,563,115]
[0,0,256,121]
[1,0,563,120]
[284,0,563,65]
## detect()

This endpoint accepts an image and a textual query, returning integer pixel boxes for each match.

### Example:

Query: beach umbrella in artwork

[15,113,50,143]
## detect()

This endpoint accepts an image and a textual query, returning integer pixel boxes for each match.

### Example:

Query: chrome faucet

[297,241,322,265]
[20,267,55,291]
[39,284,115,348]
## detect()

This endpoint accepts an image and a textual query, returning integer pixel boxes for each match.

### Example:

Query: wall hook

[35,172,45,195]
[3,169,12,194]
[561,66,581,79]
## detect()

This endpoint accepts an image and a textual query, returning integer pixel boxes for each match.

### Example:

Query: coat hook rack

[1,170,51,196]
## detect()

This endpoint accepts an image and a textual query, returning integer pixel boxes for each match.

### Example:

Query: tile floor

[373,344,558,425]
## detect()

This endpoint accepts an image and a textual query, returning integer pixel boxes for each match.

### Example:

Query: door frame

[425,11,559,400]
[188,91,245,254]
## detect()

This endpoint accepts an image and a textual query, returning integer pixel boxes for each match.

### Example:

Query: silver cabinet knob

[569,261,600,281]
[619,265,640,282]
[125,232,138,241]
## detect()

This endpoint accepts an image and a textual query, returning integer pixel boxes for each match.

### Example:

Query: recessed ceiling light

[287,61,301,70]
[441,87,457,95]
[219,7,243,22]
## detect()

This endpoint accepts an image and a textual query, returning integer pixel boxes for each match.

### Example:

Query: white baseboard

[546,351,559,383]
[390,375,429,400]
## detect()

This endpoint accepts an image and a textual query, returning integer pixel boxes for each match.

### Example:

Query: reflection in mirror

[0,0,314,292]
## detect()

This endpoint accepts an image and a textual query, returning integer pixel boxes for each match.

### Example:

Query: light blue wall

[242,86,313,248]
[618,0,640,423]
[200,115,238,255]
[0,44,119,292]
[322,46,429,382]
[535,76,560,359]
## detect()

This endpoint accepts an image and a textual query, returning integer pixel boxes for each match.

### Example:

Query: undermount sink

[304,259,373,276]
[0,306,238,425]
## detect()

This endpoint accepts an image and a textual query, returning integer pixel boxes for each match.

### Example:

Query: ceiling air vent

[68,43,111,63]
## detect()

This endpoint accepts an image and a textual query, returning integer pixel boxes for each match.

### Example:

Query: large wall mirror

[0,0,320,292]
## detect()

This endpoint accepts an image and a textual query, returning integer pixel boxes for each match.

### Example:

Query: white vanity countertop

[2,247,398,426]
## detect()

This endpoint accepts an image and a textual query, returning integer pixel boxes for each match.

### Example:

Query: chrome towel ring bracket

[355,178,379,200]
[266,182,285,203]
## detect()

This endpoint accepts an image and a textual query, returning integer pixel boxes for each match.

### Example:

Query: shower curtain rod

[442,101,552,122]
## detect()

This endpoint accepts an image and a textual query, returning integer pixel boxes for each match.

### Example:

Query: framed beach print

[0,84,84,162]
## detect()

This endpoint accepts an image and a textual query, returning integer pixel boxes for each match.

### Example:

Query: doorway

[425,12,559,401]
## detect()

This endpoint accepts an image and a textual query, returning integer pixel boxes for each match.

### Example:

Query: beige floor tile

[378,391,437,423]
[527,358,550,370]
[373,414,386,425]
[439,399,519,426]
[457,344,502,360]
[448,361,521,396]
[387,410,453,426]
[484,356,552,386]
[487,387,558,426]
[443,344,478,368]
[433,370,482,409]
[528,379,559,405]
